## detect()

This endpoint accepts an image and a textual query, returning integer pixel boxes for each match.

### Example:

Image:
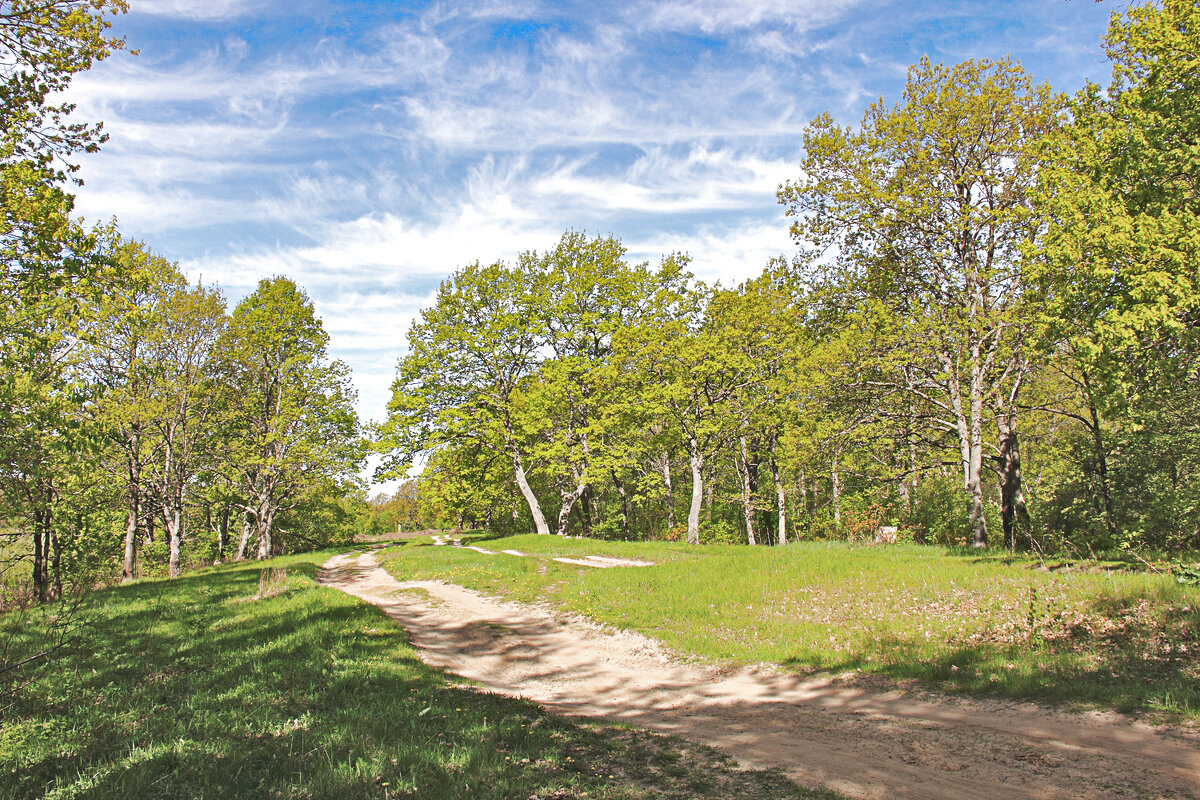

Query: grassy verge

[0,551,836,800]
[378,536,1200,721]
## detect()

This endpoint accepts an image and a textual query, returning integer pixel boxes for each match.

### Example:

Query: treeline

[378,2,1200,555]
[0,1,364,603]
[2,247,364,602]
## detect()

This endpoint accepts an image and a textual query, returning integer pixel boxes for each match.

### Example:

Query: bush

[904,475,971,546]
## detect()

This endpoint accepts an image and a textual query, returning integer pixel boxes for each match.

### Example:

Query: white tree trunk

[256,506,273,560]
[123,493,139,582]
[661,453,675,531]
[235,513,252,561]
[738,435,756,545]
[556,480,587,537]
[770,435,786,545]
[968,353,987,547]
[686,436,703,545]
[831,454,841,529]
[164,504,183,577]
[512,449,551,535]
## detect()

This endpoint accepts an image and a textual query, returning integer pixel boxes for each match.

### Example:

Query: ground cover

[0,550,834,800]
[377,536,1200,720]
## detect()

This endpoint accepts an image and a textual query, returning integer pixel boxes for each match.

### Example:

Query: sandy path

[318,550,1200,800]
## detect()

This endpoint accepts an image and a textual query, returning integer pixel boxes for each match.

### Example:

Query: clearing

[321,547,1200,800]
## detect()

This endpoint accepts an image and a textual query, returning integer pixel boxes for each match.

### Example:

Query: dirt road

[318,549,1200,800]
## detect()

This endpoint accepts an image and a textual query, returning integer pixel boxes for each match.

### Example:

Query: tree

[83,239,185,580]
[378,259,553,535]
[148,278,225,576]
[525,232,691,536]
[2,0,129,339]
[708,264,808,545]
[779,57,1061,546]
[215,277,362,559]
[0,289,92,601]
[0,0,127,598]
[630,284,757,545]
[1032,0,1200,550]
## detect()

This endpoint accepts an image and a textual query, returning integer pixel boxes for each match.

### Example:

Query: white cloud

[631,0,873,34]
[163,138,799,428]
[132,0,264,20]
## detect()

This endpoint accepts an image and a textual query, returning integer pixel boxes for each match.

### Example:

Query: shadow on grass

[780,589,1200,718]
[1,556,835,800]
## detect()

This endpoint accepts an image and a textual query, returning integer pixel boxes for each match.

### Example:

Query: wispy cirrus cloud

[133,0,266,20]
[64,0,1116,462]
[629,0,877,34]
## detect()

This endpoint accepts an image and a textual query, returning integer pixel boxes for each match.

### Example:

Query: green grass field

[0,551,835,800]
[378,535,1200,720]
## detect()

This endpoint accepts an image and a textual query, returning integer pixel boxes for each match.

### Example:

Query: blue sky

[65,0,1117,466]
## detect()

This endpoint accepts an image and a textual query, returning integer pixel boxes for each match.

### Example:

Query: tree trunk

[556,481,587,537]
[123,492,140,582]
[235,513,252,561]
[579,485,594,536]
[769,434,786,545]
[661,454,675,531]
[995,363,1031,550]
[50,527,62,601]
[256,504,273,560]
[995,412,1030,550]
[686,436,703,545]
[737,436,757,545]
[967,369,987,547]
[217,507,229,562]
[31,504,51,604]
[511,448,551,535]
[612,469,631,539]
[831,454,841,530]
[1080,369,1118,541]
[164,504,183,577]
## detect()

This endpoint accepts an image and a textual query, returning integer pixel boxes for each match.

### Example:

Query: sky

[64,0,1119,486]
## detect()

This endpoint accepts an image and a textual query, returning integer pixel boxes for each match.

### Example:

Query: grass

[0,550,837,800]
[377,535,1200,721]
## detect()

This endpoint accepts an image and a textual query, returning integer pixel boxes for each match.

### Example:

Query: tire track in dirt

[318,549,1200,800]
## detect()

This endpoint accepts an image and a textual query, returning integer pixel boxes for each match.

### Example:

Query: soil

[318,549,1200,800]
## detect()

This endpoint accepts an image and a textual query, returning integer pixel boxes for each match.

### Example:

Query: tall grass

[379,536,1200,719]
[0,550,833,800]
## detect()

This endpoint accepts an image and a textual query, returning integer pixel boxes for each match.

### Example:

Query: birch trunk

[556,480,587,537]
[256,504,274,560]
[164,504,183,577]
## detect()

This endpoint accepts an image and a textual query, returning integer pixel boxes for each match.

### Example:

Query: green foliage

[1174,563,1200,587]
[904,475,971,547]
[215,277,364,558]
